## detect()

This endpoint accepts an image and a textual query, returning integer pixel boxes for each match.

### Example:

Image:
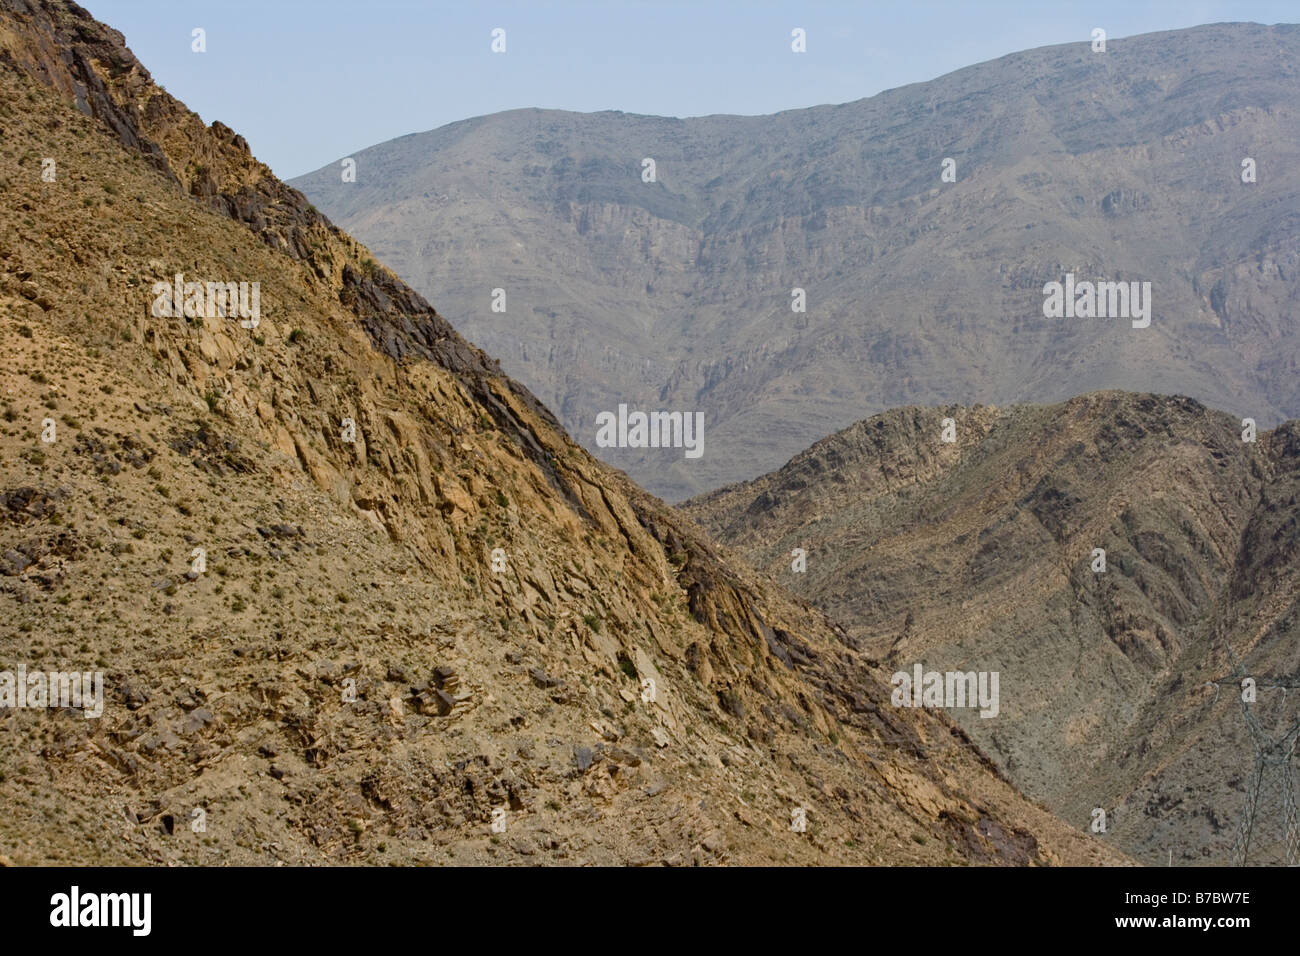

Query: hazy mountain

[0,0,1124,866]
[684,391,1300,865]
[293,22,1300,502]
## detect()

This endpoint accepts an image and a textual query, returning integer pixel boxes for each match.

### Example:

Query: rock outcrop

[0,0,1123,866]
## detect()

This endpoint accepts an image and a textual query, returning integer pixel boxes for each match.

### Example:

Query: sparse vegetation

[0,7,1182,874]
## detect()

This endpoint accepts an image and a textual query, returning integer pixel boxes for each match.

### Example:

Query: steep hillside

[293,22,1300,501]
[0,0,1122,866]
[684,392,1300,865]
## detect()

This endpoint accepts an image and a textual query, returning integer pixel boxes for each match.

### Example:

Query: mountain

[683,391,1300,865]
[0,0,1123,866]
[292,22,1300,502]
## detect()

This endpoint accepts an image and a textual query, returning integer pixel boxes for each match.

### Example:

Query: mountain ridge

[294,21,1300,500]
[0,0,1121,866]
[684,390,1300,864]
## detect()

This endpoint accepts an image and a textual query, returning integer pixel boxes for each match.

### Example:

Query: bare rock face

[686,394,1300,866]
[293,23,1300,502]
[0,0,1125,867]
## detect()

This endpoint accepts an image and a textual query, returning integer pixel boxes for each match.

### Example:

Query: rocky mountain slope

[292,22,1300,501]
[0,0,1123,866]
[684,392,1300,865]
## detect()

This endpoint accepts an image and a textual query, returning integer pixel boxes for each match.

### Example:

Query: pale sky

[83,0,1299,179]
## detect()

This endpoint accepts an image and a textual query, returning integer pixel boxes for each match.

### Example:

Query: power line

[1208,636,1300,866]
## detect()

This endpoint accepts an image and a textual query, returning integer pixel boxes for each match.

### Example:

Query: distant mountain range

[294,22,1300,501]
[684,392,1300,865]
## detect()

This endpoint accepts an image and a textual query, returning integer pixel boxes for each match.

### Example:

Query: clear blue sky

[83,1,1298,179]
